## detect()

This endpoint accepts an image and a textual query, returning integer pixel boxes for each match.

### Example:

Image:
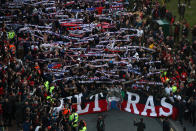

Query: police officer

[70,108,78,131]
[79,120,87,131]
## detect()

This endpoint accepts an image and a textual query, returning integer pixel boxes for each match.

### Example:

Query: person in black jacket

[163,117,170,131]
[184,0,191,8]
[97,115,105,131]
[2,98,12,126]
[192,25,196,42]
[133,118,146,131]
[178,3,186,20]
[188,97,196,126]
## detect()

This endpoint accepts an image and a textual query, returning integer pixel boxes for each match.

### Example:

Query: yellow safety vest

[44,81,49,91]
[79,126,87,131]
[49,86,55,94]
[172,86,177,93]
[8,31,15,39]
[72,113,79,127]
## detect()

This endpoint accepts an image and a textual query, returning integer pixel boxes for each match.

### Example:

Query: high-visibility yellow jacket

[44,81,49,91]
[79,126,87,131]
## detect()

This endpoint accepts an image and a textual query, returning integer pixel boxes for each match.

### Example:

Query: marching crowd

[0,0,196,131]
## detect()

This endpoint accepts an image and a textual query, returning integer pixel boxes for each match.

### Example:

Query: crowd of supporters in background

[0,0,196,131]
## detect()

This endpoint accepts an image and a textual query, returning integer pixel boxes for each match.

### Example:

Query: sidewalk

[169,119,195,131]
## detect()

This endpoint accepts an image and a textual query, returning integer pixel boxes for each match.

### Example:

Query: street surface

[80,110,162,131]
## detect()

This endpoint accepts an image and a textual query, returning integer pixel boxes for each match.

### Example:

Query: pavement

[7,110,195,131]
[80,109,162,131]
[80,110,196,131]
[168,119,196,131]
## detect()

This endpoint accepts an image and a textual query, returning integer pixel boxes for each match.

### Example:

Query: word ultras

[55,91,177,119]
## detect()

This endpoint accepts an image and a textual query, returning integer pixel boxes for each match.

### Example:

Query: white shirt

[35,126,41,131]
[165,87,172,95]
[137,30,144,37]
[133,52,139,59]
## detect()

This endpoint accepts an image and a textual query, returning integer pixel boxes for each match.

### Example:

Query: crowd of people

[0,0,196,131]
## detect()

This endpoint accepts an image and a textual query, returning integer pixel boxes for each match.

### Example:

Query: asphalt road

[8,109,195,131]
[79,109,162,131]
